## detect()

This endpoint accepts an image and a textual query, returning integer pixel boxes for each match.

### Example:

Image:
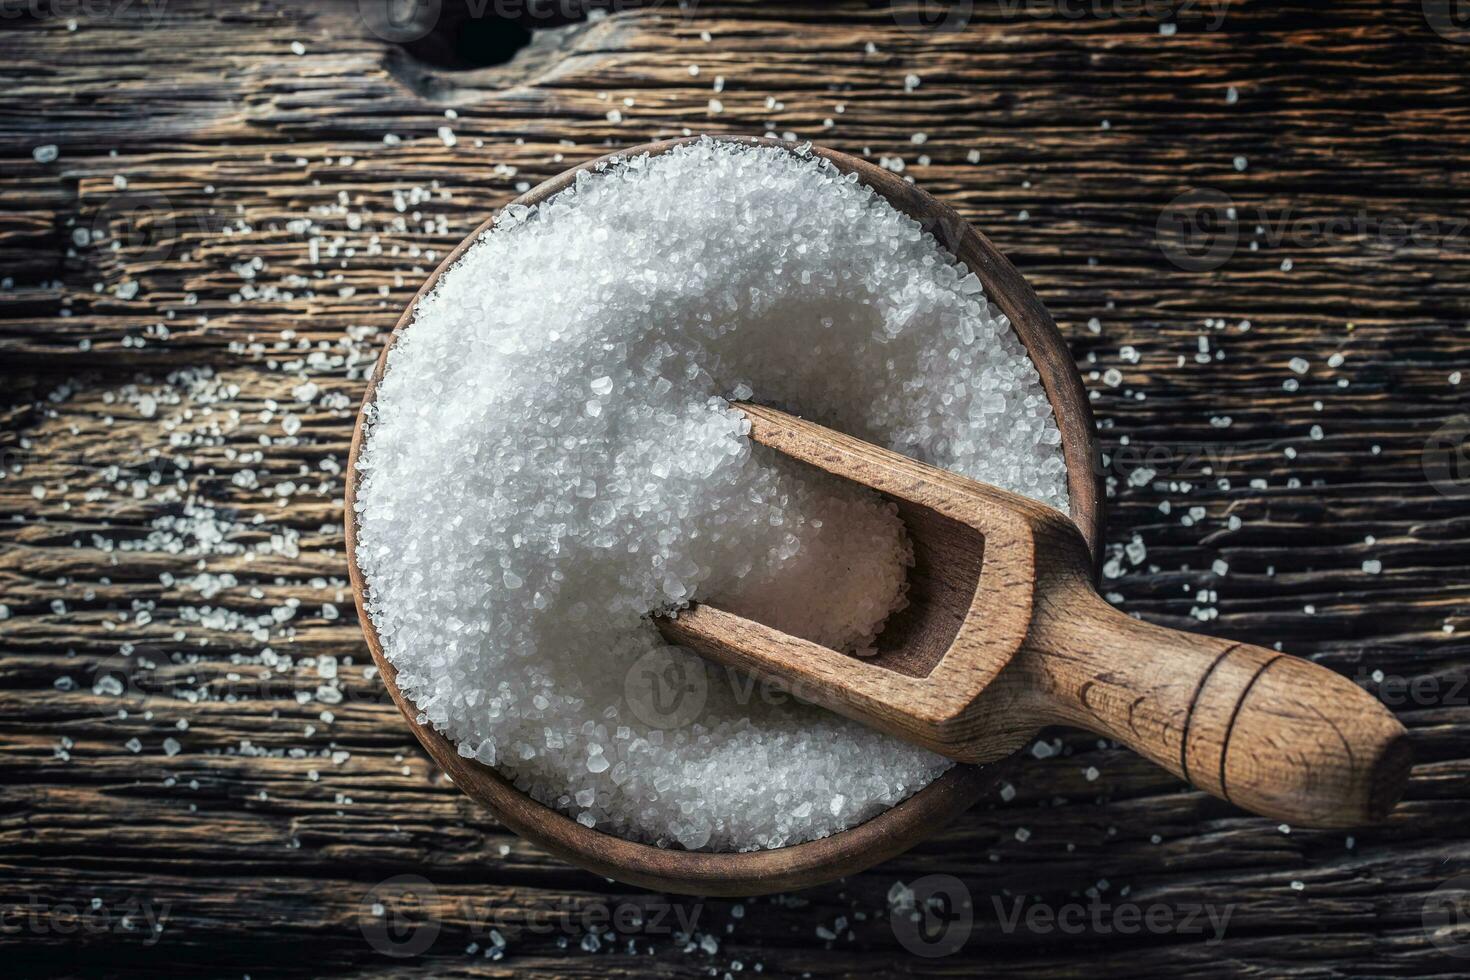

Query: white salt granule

[354,138,1068,851]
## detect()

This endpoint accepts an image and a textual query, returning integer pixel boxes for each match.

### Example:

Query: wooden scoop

[658,402,1410,828]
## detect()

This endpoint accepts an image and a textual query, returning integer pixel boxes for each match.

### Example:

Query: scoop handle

[1024,587,1410,827]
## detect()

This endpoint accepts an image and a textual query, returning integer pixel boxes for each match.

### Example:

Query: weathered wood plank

[2,0,1468,976]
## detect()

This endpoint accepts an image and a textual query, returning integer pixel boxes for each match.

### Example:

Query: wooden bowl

[345,136,1103,897]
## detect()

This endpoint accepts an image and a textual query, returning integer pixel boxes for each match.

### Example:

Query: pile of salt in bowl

[353,138,1068,851]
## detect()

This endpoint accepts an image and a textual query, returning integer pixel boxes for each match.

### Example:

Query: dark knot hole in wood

[386,3,594,74]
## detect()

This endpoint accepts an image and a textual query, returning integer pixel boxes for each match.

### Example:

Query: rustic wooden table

[3,1,1468,976]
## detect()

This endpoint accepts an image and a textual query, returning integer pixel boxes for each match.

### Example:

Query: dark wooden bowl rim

[344,135,1103,897]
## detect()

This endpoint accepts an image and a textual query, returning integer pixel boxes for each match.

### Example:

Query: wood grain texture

[2,0,1469,976]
